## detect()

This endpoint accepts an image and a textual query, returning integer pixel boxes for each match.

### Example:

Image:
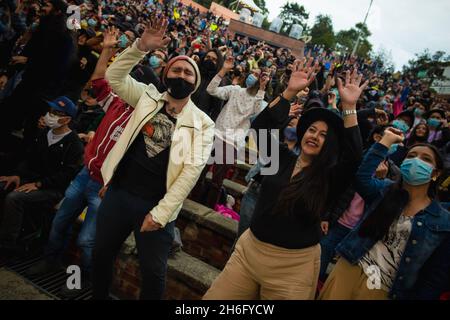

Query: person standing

[92,17,214,300]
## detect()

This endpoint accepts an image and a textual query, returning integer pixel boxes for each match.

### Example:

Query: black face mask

[233,69,241,77]
[165,77,196,100]
[202,59,217,73]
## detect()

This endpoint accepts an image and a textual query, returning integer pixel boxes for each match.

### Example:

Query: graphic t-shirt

[359,215,413,291]
[113,106,176,200]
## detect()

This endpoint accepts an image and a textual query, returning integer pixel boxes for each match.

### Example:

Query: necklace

[292,157,304,178]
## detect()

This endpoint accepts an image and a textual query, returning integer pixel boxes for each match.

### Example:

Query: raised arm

[105,17,170,107]
[206,55,236,101]
[252,58,318,131]
[91,26,119,81]
[355,128,404,203]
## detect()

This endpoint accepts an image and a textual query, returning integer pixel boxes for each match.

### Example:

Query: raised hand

[286,57,318,95]
[337,69,369,110]
[259,74,270,90]
[289,103,302,118]
[380,127,405,148]
[102,26,119,49]
[222,56,235,72]
[137,16,171,52]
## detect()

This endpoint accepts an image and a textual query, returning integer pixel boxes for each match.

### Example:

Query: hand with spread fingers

[137,16,171,52]
[286,57,318,97]
[102,26,119,49]
[337,69,369,110]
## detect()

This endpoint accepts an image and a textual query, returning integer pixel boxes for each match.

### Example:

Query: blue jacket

[336,142,450,300]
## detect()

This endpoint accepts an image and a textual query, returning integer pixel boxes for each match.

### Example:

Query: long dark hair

[359,143,443,241]
[273,123,341,222]
[406,123,430,147]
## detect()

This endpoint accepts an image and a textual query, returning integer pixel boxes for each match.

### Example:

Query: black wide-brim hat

[296,107,345,143]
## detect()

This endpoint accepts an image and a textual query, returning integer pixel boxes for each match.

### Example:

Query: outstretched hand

[137,16,171,52]
[337,69,369,110]
[286,57,318,95]
[102,26,119,49]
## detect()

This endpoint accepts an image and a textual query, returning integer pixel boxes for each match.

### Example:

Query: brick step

[109,235,220,300]
[177,199,238,270]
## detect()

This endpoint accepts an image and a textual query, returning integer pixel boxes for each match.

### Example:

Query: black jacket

[14,129,84,193]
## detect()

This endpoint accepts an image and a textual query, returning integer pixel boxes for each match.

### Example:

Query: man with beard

[0,0,76,151]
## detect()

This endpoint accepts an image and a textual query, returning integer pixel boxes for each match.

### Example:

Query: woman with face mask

[205,56,269,208]
[191,49,224,122]
[413,102,427,127]
[319,128,450,300]
[204,63,368,300]
[424,109,450,149]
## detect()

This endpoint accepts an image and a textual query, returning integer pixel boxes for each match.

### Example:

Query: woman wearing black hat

[203,61,368,300]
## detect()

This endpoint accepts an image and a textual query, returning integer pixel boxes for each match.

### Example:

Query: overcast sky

[264,0,450,70]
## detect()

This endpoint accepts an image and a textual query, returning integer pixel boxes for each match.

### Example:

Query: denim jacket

[336,143,450,300]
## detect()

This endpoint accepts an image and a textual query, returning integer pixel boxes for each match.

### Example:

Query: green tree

[262,16,271,30]
[335,22,373,58]
[403,50,450,82]
[310,14,335,49]
[371,47,395,73]
[253,0,269,15]
[279,1,309,35]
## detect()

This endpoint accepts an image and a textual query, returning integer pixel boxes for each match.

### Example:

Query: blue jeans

[45,167,102,276]
[92,185,175,300]
[237,182,261,239]
[319,223,351,281]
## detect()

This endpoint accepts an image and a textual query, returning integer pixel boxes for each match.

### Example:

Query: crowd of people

[0,0,449,300]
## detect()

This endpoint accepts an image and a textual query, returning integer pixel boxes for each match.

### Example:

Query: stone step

[205,171,248,197]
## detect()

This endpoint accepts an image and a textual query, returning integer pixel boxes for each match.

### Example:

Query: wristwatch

[342,109,357,117]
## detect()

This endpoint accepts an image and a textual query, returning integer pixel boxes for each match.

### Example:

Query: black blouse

[249,97,363,249]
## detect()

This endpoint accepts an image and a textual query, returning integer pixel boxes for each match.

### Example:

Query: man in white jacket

[92,17,214,300]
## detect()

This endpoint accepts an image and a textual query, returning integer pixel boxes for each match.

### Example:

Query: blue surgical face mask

[118,34,129,48]
[392,119,410,134]
[246,74,258,88]
[414,108,425,117]
[88,18,97,27]
[400,157,434,186]
[427,118,441,128]
[266,61,272,67]
[284,127,297,142]
[149,55,161,68]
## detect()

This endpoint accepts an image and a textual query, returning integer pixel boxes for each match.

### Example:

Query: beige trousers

[318,257,389,300]
[203,229,321,300]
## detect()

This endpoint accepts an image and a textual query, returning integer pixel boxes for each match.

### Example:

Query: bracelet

[342,109,357,117]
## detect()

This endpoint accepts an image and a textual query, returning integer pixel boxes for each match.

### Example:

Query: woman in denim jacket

[319,127,450,300]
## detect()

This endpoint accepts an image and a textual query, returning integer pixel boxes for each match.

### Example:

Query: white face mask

[44,112,63,129]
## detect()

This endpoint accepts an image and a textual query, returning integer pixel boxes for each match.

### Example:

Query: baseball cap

[47,96,78,118]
